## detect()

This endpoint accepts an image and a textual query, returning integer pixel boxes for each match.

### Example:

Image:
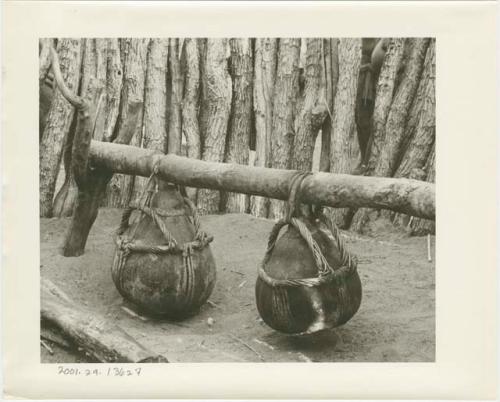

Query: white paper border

[2,1,497,399]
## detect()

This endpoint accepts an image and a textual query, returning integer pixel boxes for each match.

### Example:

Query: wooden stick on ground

[40,340,54,355]
[427,234,432,263]
[228,333,265,362]
[41,279,168,363]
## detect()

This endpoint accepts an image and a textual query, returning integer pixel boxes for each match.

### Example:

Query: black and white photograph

[38,37,436,364]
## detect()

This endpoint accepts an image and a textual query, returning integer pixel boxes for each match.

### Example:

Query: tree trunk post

[104,38,149,208]
[394,39,435,174]
[319,38,339,173]
[410,148,435,235]
[39,39,82,217]
[52,115,79,217]
[53,39,104,218]
[328,38,362,228]
[49,41,144,256]
[291,38,328,172]
[268,38,300,220]
[225,38,253,213]
[350,38,429,233]
[197,39,232,214]
[250,38,277,218]
[180,38,202,201]
[103,38,123,143]
[39,38,54,82]
[137,38,169,192]
[375,38,430,178]
[350,38,406,232]
[93,39,108,141]
[392,39,435,226]
[168,38,183,155]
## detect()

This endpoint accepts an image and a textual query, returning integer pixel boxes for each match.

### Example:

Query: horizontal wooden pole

[89,140,435,220]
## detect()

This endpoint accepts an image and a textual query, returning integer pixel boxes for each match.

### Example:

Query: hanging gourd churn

[255,173,362,335]
[111,170,216,319]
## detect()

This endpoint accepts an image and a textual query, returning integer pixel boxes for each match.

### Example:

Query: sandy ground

[40,208,435,363]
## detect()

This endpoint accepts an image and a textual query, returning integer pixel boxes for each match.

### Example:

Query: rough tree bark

[268,38,300,220]
[197,39,232,214]
[62,105,142,257]
[93,39,108,141]
[52,116,78,219]
[374,38,430,178]
[80,39,98,99]
[105,38,149,208]
[134,39,169,194]
[364,38,406,173]
[39,39,55,138]
[391,41,435,229]
[168,38,183,155]
[319,38,339,173]
[39,38,54,82]
[180,38,201,201]
[350,39,430,233]
[394,39,435,173]
[291,38,328,172]
[44,41,107,257]
[57,49,143,257]
[355,38,379,166]
[53,39,108,217]
[250,38,277,218]
[410,148,435,234]
[142,39,169,153]
[328,38,362,228]
[39,39,82,217]
[350,38,406,232]
[225,38,253,213]
[103,38,122,142]
[181,38,201,161]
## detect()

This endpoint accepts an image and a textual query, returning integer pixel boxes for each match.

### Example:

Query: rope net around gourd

[112,166,213,305]
[258,171,358,288]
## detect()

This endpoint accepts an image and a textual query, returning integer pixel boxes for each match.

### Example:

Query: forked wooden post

[49,46,143,257]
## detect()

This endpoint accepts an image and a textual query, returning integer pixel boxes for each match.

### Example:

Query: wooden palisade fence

[40,37,436,240]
